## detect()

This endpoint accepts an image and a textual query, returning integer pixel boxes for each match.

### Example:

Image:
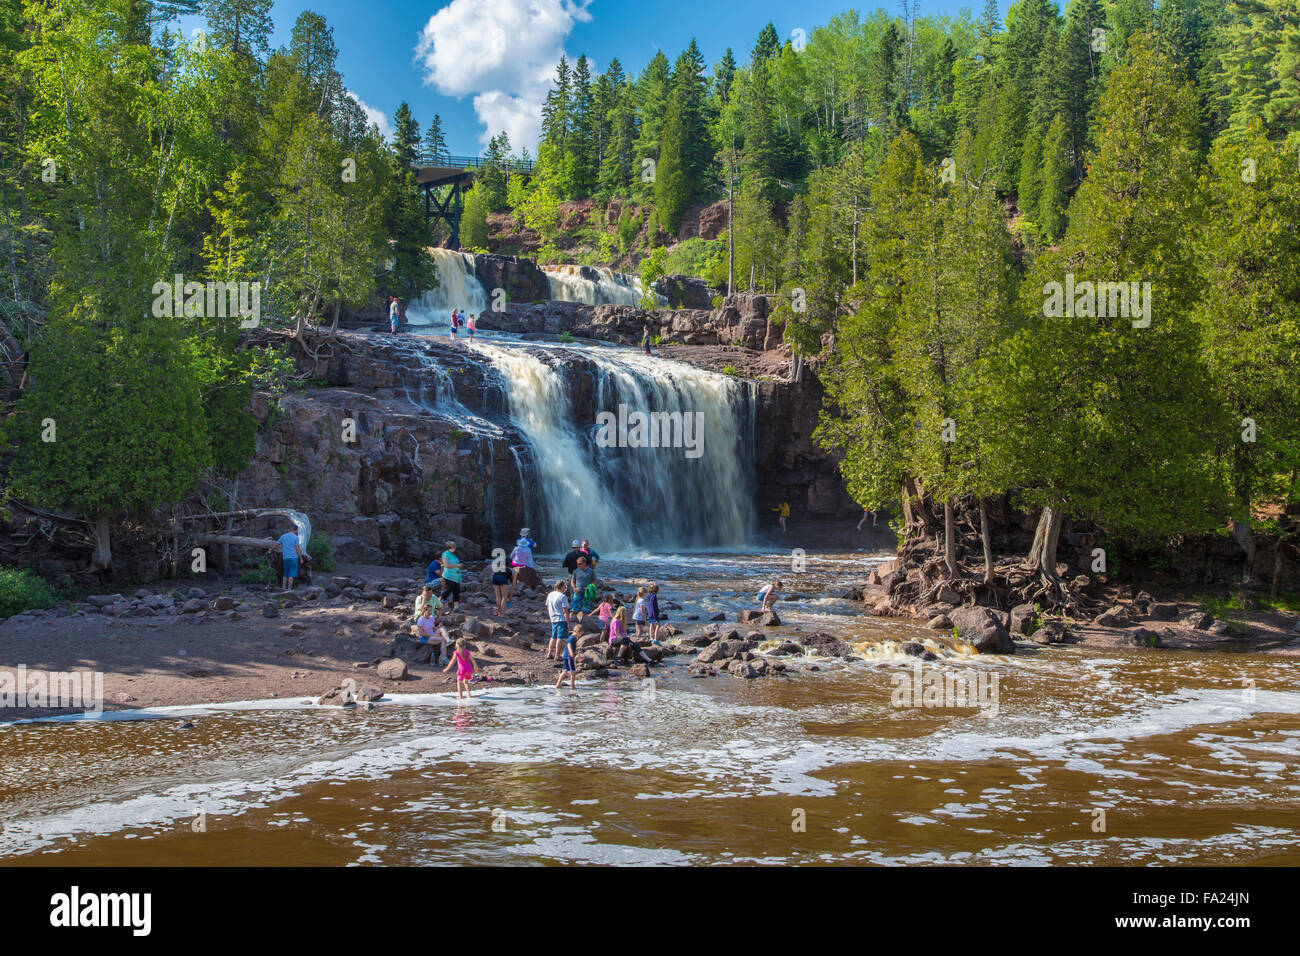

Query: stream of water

[3,550,1298,866]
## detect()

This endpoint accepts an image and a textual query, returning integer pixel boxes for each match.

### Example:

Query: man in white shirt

[545,579,571,660]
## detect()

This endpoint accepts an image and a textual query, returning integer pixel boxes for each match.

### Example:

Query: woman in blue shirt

[439,540,462,610]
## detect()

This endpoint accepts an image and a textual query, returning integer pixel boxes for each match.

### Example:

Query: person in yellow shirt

[772,500,790,532]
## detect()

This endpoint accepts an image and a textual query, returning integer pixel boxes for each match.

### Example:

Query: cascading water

[405,249,487,327]
[408,251,751,552]
[543,264,667,307]
[469,339,754,553]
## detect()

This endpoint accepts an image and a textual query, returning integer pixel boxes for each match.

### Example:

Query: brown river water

[2,550,1298,866]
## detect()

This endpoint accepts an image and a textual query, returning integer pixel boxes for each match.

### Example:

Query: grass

[558,331,575,343]
[1201,591,1300,618]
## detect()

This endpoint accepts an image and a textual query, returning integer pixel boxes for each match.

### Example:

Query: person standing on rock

[491,563,511,616]
[510,530,537,593]
[449,309,459,339]
[389,297,401,334]
[278,525,304,591]
[570,554,597,619]
[545,579,572,661]
[562,539,584,575]
[641,325,652,355]
[439,540,463,610]
[468,314,477,339]
[857,508,876,531]
[772,500,790,533]
[645,583,662,643]
[579,539,600,569]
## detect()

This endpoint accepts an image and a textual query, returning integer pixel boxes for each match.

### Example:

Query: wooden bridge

[414,152,534,249]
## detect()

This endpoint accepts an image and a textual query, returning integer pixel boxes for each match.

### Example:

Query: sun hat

[520,527,531,536]
[571,539,581,548]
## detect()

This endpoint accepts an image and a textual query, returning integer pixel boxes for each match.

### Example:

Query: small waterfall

[406,249,488,326]
[543,264,667,307]
[469,338,753,553]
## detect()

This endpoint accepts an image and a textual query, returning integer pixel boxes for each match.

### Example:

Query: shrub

[308,531,337,573]
[721,363,738,376]
[558,330,575,343]
[0,565,55,618]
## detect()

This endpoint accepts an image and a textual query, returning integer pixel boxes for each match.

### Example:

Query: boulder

[376,658,409,680]
[356,685,384,702]
[949,606,1015,654]
[736,609,781,626]
[708,611,726,622]
[1125,627,1164,648]
[934,584,962,606]
[1029,620,1068,645]
[212,597,237,611]
[727,659,759,679]
[261,603,279,619]
[1009,604,1037,636]
[1182,611,1213,630]
[925,614,952,630]
[901,642,938,661]
[687,663,717,678]
[1148,602,1179,621]
[1093,605,1131,627]
[87,594,125,608]
[798,632,855,658]
[180,599,204,614]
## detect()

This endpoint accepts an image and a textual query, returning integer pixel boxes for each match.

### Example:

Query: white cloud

[348,92,395,140]
[415,0,591,150]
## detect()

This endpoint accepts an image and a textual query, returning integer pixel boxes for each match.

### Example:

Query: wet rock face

[472,253,550,304]
[233,330,527,565]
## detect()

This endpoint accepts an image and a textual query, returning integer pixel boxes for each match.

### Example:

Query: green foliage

[307,531,336,573]
[0,565,55,618]
[721,363,738,376]
[558,330,575,343]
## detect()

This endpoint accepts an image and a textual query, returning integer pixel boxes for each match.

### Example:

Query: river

[3,549,1298,866]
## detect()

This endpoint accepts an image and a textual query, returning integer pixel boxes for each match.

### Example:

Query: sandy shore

[0,562,641,721]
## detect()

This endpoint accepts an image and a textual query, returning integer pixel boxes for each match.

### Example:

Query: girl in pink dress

[442,638,477,698]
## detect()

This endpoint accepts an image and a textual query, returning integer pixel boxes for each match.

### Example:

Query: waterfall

[469,338,753,553]
[406,249,487,327]
[543,264,667,307]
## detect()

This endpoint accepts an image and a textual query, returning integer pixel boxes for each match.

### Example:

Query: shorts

[560,654,575,673]
[491,571,510,586]
[441,579,461,602]
[283,555,298,579]
[551,621,569,643]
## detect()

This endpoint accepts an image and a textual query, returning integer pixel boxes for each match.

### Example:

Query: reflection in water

[3,550,1298,866]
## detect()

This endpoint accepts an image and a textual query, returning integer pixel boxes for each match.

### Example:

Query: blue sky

[185,0,979,154]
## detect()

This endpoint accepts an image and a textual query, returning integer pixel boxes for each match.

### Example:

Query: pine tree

[570,54,595,197]
[424,114,447,162]
[714,48,737,103]
[201,0,273,58]
[1038,115,1069,240]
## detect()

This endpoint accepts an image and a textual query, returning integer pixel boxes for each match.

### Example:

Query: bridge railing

[413,151,535,174]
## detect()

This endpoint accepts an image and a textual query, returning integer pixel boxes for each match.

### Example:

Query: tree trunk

[943,497,958,579]
[1025,506,1066,605]
[219,477,238,576]
[90,514,111,571]
[1229,516,1255,585]
[978,498,994,584]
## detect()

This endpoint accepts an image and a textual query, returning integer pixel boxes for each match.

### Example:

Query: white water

[406,249,487,327]
[468,339,753,553]
[543,264,667,307]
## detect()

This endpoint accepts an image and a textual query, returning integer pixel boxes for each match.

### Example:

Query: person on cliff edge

[772,500,790,533]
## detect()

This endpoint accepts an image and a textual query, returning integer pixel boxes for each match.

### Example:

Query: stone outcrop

[471,254,550,304]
